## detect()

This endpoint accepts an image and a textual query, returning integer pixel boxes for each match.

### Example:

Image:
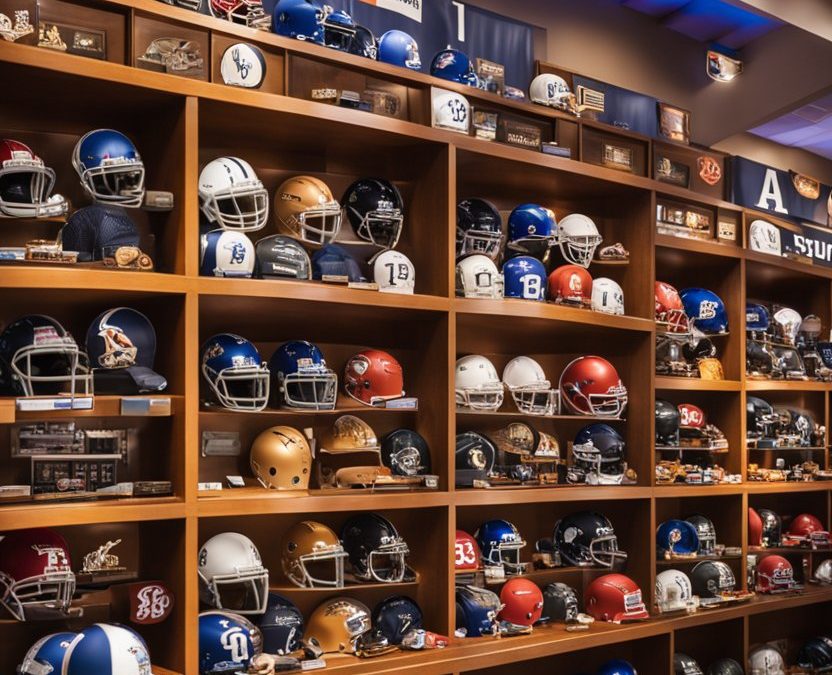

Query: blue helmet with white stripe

[502,256,546,301]
[16,631,76,674]
[199,611,262,674]
[63,624,152,675]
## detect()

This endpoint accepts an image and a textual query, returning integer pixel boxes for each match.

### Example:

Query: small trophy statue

[77,538,136,585]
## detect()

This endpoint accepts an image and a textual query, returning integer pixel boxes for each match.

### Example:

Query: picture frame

[658,102,691,144]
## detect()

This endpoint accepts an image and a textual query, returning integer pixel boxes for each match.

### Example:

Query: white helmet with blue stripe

[198,156,268,231]
[62,623,153,675]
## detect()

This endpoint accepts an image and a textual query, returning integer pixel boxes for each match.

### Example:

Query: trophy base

[76,569,137,587]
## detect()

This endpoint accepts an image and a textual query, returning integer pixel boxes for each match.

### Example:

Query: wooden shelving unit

[0,6,830,673]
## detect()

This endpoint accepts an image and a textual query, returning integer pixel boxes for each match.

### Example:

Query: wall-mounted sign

[749,218,832,269]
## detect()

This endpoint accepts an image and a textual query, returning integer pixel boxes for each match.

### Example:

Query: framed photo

[658,103,691,144]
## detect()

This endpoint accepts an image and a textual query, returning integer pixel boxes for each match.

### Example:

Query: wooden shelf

[655,377,742,391]
[454,485,652,506]
[655,233,743,259]
[0,496,185,530]
[656,555,742,566]
[745,481,832,494]
[745,380,830,392]
[269,576,420,596]
[653,484,743,497]
[456,409,626,422]
[0,267,187,293]
[4,395,183,421]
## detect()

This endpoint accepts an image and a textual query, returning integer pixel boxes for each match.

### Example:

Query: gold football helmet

[305,597,372,654]
[274,175,342,245]
[322,415,379,453]
[249,425,311,490]
[281,521,347,588]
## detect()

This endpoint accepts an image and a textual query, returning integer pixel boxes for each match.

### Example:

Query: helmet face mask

[77,158,145,208]
[558,216,602,267]
[455,355,504,411]
[282,522,347,589]
[201,334,269,412]
[199,157,269,231]
[502,356,558,416]
[555,512,627,570]
[275,175,342,245]
[0,140,67,218]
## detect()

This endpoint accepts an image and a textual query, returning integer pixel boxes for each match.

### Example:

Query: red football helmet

[678,403,706,429]
[748,507,763,547]
[786,513,830,546]
[585,573,649,623]
[344,349,404,407]
[498,577,543,627]
[655,281,690,335]
[455,530,481,571]
[0,528,75,621]
[208,0,270,28]
[755,555,796,593]
[559,356,628,418]
[548,265,592,306]
[0,139,67,218]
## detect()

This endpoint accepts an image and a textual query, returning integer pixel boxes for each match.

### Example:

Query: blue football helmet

[311,243,366,282]
[597,659,638,675]
[272,0,325,43]
[680,288,728,335]
[200,229,255,278]
[269,340,337,410]
[85,307,156,370]
[62,624,152,675]
[378,29,421,70]
[430,48,479,86]
[455,585,501,637]
[571,423,626,485]
[656,519,701,558]
[200,611,262,674]
[72,129,145,207]
[503,256,546,301]
[507,203,557,257]
[259,593,304,655]
[746,303,770,333]
[475,519,526,575]
[201,333,269,412]
[373,595,423,645]
[17,631,77,674]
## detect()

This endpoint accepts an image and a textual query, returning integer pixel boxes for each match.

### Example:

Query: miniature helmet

[258,594,303,655]
[272,0,325,43]
[372,250,415,294]
[63,624,153,675]
[344,349,404,406]
[380,428,431,476]
[675,653,705,675]
[503,256,547,301]
[377,29,421,70]
[655,569,694,613]
[16,632,77,675]
[540,582,579,622]
[755,555,795,593]
[341,177,404,249]
[0,139,67,217]
[430,48,478,86]
[454,530,481,571]
[686,514,717,556]
[655,399,681,446]
[748,644,786,675]
[341,513,411,583]
[584,573,649,623]
[200,610,262,673]
[456,254,504,298]
[748,507,764,547]
[249,425,312,490]
[592,277,625,315]
[502,355,558,415]
[690,560,735,599]
[797,637,832,672]
[558,213,602,267]
[655,281,691,336]
[559,356,628,417]
[455,354,504,411]
[306,597,374,653]
[570,423,626,485]
[255,234,312,280]
[200,333,269,412]
[529,73,572,109]
[549,264,592,305]
[656,519,700,557]
[200,229,255,277]
[457,198,503,259]
[475,519,526,575]
[72,129,145,207]
[498,577,543,627]
[553,511,626,569]
[758,508,782,547]
[270,341,338,410]
[706,658,744,675]
[372,595,423,645]
[455,585,501,637]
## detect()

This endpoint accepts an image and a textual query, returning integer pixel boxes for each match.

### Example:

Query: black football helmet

[690,560,735,599]
[342,178,404,249]
[683,337,716,362]
[255,234,311,280]
[341,513,412,583]
[259,593,304,655]
[656,336,695,376]
[540,582,578,623]
[569,423,625,485]
[456,198,504,260]
[747,396,778,441]
[758,508,782,547]
[747,339,776,378]
[372,596,422,646]
[685,514,717,555]
[552,511,626,569]
[380,428,431,476]
[655,399,681,446]
[455,431,495,487]
[674,653,704,675]
[797,637,832,672]
[706,658,744,675]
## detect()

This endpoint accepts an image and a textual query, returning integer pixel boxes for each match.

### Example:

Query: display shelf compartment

[655,377,743,391]
[655,232,742,259]
[582,122,650,178]
[672,617,744,675]
[748,600,832,665]
[454,485,652,505]
[132,13,209,81]
[37,0,128,65]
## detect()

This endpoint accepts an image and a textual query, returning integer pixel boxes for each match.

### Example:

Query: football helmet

[342,178,404,249]
[786,513,830,546]
[553,511,626,569]
[748,644,786,675]
[655,568,694,613]
[455,585,501,637]
[274,175,341,245]
[199,610,262,674]
[16,631,76,674]
[540,582,578,622]
[0,139,67,217]
[584,573,648,623]
[321,415,379,453]
[380,428,431,476]
[341,513,411,583]
[254,234,311,280]
[259,594,303,655]
[707,658,744,675]
[558,213,602,267]
[199,157,268,231]
[549,264,592,306]
[321,7,359,52]
[0,315,91,397]
[344,348,404,406]
[0,528,75,621]
[748,220,781,256]
[498,577,543,627]
[815,559,832,584]
[772,306,802,346]
[457,198,503,259]
[598,660,638,675]
[209,0,269,29]
[749,507,763,547]
[529,73,572,109]
[690,560,735,599]
[198,532,269,614]
[60,204,139,262]
[432,90,470,134]
[430,48,478,86]
[200,229,255,277]
[372,250,415,294]
[311,243,365,282]
[592,277,625,315]
[758,509,782,547]
[655,281,691,336]
[62,624,152,675]
[249,425,312,490]
[455,530,481,571]
[506,203,557,255]
[377,29,420,69]
[475,519,526,575]
[272,0,325,43]
[455,354,504,411]
[675,653,705,675]
[72,129,145,207]
[455,431,496,486]
[270,341,337,410]
[281,521,346,588]
[680,288,728,335]
[686,514,717,555]
[656,519,700,558]
[746,303,770,335]
[559,355,627,417]
[373,596,422,646]
[747,397,778,441]
[201,333,269,412]
[502,355,558,415]
[797,637,832,672]
[456,254,504,298]
[503,256,547,300]
[570,423,626,485]
[655,399,681,446]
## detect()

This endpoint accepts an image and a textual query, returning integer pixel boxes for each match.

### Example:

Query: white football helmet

[655,569,695,613]
[502,356,559,415]
[198,532,269,615]
[748,644,786,675]
[749,219,781,256]
[558,213,602,267]
[200,229,255,277]
[199,156,269,231]
[455,354,504,411]
[432,89,470,134]
[529,73,571,110]
[456,254,504,299]
[63,624,153,675]
[372,250,415,294]
[815,558,832,584]
[591,277,624,315]
[220,43,267,89]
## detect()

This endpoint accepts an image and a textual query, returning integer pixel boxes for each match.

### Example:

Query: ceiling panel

[750,93,832,160]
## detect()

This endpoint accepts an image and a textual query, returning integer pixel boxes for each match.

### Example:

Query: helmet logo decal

[97,309,138,367]
[31,544,69,570]
[32,325,64,346]
[697,300,718,319]
[220,626,250,662]
[225,240,247,264]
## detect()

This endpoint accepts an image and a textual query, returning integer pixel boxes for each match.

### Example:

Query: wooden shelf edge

[655,377,742,391]
[0,267,188,293]
[655,233,743,259]
[7,394,184,421]
[454,486,652,506]
[0,496,186,530]
[744,379,831,392]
